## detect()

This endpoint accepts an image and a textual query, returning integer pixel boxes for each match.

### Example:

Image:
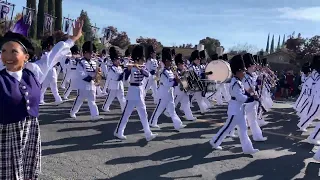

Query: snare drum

[200,79,217,93]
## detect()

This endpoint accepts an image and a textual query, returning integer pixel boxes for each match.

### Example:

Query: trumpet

[126,63,146,68]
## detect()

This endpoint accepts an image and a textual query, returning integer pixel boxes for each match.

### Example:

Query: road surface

[38,88,320,180]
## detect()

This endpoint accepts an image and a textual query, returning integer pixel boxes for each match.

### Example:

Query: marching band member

[149,48,186,130]
[0,18,82,179]
[188,50,209,114]
[102,47,126,112]
[36,36,63,105]
[70,41,102,120]
[200,50,214,108]
[297,56,320,132]
[122,49,132,88]
[294,62,311,111]
[95,53,106,98]
[242,53,267,141]
[144,45,158,104]
[114,45,157,141]
[173,53,196,121]
[63,45,81,100]
[214,54,231,104]
[209,55,259,154]
[100,49,110,94]
[60,53,73,89]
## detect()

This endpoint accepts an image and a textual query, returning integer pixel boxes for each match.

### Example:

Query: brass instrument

[126,63,146,68]
[94,67,103,86]
[171,64,189,92]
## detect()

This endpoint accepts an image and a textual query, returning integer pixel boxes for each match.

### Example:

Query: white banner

[0,3,10,20]
[44,13,53,34]
[23,7,34,25]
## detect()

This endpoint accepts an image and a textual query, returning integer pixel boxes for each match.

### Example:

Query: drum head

[205,59,232,82]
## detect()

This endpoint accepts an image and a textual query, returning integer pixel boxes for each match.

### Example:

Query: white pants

[298,104,320,130]
[144,78,158,103]
[245,102,264,140]
[70,89,99,117]
[210,114,255,152]
[102,80,109,94]
[114,100,153,137]
[60,70,71,88]
[308,123,320,141]
[102,89,126,111]
[174,93,195,120]
[314,147,320,161]
[40,80,62,103]
[193,92,208,113]
[149,98,183,129]
[63,81,76,99]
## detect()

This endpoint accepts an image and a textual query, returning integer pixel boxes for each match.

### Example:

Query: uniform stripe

[63,80,71,96]
[214,115,234,144]
[102,92,111,109]
[115,100,129,134]
[301,104,320,128]
[149,99,162,125]
[71,90,80,112]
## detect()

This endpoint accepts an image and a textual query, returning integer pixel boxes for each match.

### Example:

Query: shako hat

[70,45,79,55]
[199,50,206,59]
[174,53,184,65]
[230,54,246,74]
[190,50,200,61]
[243,53,255,68]
[131,45,144,61]
[302,62,311,74]
[82,41,96,53]
[212,53,219,60]
[125,49,131,57]
[109,46,119,61]
[162,47,172,62]
[261,58,268,67]
[222,54,228,61]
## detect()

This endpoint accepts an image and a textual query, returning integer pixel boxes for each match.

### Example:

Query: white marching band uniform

[102,64,126,112]
[63,57,81,99]
[36,52,63,105]
[69,55,101,120]
[144,57,158,104]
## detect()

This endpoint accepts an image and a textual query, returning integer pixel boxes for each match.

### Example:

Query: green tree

[54,0,62,31]
[26,0,37,39]
[199,37,221,57]
[37,0,48,38]
[104,26,130,49]
[270,35,274,53]
[80,10,93,41]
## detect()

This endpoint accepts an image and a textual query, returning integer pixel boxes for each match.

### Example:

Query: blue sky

[7,0,320,51]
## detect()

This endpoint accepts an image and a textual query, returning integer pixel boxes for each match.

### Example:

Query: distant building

[262,48,298,71]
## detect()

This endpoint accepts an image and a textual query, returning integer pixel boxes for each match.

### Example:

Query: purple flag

[12,17,30,36]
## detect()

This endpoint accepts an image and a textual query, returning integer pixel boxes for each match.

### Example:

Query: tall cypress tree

[26,0,37,39]
[54,0,62,31]
[277,35,281,50]
[270,35,275,53]
[37,0,48,38]
[266,33,270,53]
[282,34,285,47]
[80,10,92,41]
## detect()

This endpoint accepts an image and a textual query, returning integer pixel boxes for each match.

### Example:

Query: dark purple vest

[0,68,41,124]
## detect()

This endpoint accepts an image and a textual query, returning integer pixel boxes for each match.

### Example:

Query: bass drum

[205,60,232,83]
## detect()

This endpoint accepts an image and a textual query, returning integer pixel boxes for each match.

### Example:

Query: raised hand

[71,17,84,42]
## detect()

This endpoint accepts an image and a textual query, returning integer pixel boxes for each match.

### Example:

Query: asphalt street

[38,86,320,180]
